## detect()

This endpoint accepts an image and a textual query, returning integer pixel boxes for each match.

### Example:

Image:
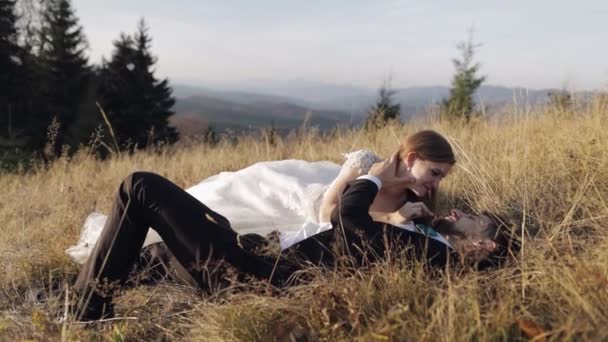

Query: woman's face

[403,153,452,197]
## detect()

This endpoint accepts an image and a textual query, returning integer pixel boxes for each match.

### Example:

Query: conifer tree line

[0,0,177,162]
[365,29,486,127]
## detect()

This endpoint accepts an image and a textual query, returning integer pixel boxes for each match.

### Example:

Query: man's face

[444,209,495,240]
[433,209,498,260]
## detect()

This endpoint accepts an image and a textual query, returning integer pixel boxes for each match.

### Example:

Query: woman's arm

[370,202,434,225]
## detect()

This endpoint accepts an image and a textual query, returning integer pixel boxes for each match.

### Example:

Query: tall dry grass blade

[61,284,69,342]
[96,102,121,157]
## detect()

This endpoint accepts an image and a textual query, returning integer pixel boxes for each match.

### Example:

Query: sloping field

[1,100,607,341]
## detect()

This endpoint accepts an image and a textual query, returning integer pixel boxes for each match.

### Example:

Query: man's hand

[368,150,415,191]
[390,201,434,224]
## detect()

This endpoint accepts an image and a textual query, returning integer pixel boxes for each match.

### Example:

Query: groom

[74,157,511,321]
[284,155,511,269]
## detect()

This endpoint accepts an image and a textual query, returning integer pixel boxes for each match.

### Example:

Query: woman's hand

[389,201,434,224]
[368,150,415,191]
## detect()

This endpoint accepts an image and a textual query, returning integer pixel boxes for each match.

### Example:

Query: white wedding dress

[65,150,380,265]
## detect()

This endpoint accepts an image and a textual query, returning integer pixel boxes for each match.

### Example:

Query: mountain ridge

[171,81,584,137]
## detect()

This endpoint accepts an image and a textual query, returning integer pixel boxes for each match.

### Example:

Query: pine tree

[132,19,177,145]
[98,19,177,150]
[365,79,400,129]
[203,124,219,146]
[441,30,486,121]
[7,0,51,151]
[0,0,20,139]
[262,120,277,146]
[97,34,137,148]
[0,0,19,88]
[39,0,91,154]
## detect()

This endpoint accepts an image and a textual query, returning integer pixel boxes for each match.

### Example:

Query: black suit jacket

[329,178,455,267]
[285,179,455,268]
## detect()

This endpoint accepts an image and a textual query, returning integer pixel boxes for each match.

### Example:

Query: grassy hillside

[1,99,608,340]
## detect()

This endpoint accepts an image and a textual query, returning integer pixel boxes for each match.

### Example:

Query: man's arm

[330,151,413,238]
[318,150,380,223]
[318,166,361,223]
[330,178,384,239]
[331,178,453,268]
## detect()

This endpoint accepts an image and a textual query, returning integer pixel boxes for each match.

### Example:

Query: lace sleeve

[341,149,382,175]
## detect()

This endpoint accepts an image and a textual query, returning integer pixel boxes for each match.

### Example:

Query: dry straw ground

[1,98,608,341]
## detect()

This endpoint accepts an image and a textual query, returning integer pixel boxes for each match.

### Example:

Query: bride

[66,130,456,264]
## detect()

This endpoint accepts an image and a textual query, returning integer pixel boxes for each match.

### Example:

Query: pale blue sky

[74,0,607,90]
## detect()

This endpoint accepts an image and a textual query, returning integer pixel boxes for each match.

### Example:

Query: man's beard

[430,217,457,235]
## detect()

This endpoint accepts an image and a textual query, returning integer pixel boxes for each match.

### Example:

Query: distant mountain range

[173,92,354,135]
[170,80,570,137]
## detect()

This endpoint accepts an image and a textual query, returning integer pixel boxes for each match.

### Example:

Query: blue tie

[414,224,440,238]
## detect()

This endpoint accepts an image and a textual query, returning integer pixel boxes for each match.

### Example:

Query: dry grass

[1,99,608,341]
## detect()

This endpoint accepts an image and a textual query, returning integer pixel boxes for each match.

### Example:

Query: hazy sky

[74,0,607,90]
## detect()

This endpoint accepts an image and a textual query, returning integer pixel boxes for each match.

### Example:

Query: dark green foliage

[0,0,20,142]
[441,31,486,121]
[365,80,400,129]
[0,0,19,100]
[203,124,219,146]
[0,0,48,154]
[0,1,32,160]
[0,0,48,155]
[97,34,138,148]
[1,1,179,167]
[261,120,277,146]
[97,19,178,150]
[38,0,91,154]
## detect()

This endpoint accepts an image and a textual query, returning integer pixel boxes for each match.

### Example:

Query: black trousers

[74,172,291,303]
